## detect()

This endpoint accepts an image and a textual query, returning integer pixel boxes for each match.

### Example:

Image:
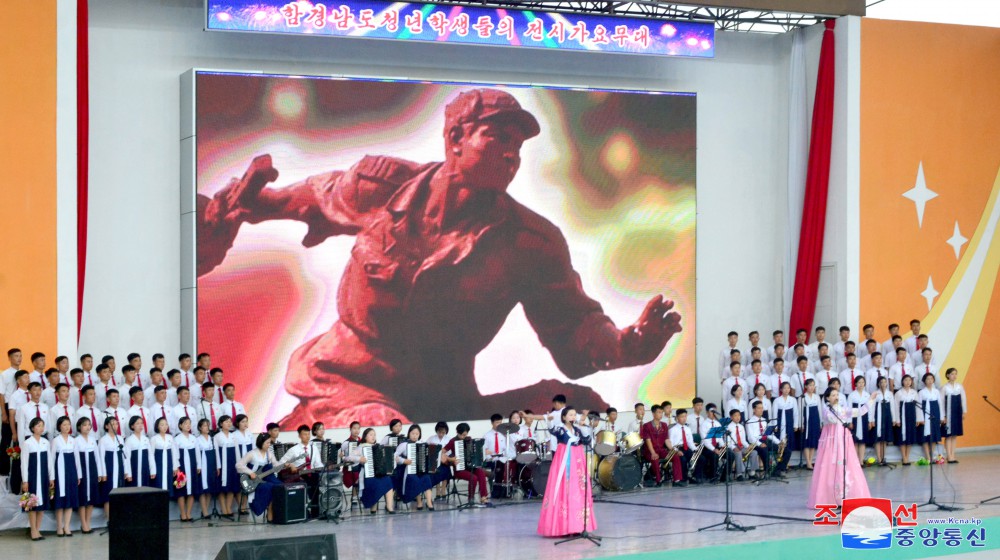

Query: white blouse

[20,436,52,507]
[124,433,157,477]
[51,434,82,500]
[942,382,968,431]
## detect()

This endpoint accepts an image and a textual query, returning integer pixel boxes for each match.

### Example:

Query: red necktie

[231,404,236,417]
[140,409,147,432]
[305,448,311,470]
[210,406,216,430]
[40,377,46,390]
[183,406,189,420]
[35,404,40,418]
[528,428,532,438]
[77,388,82,406]
[736,427,742,448]
[110,376,115,387]
[219,390,224,405]
[494,433,499,455]
[114,411,121,435]
[161,407,166,421]
[851,370,856,391]
[755,375,760,386]
[64,405,69,418]
[681,427,689,450]
[91,409,97,431]
[712,429,718,446]
[758,419,763,441]
[183,373,189,387]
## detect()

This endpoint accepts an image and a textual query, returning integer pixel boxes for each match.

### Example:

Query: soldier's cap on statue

[445,88,541,139]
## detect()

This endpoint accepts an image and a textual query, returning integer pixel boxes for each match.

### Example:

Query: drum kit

[492,422,644,499]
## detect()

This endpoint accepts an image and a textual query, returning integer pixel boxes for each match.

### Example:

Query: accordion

[361,444,395,478]
[453,438,484,471]
[405,443,442,475]
[320,440,342,466]
[272,442,292,462]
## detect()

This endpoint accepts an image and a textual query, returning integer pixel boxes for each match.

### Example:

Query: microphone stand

[555,429,602,547]
[981,396,1000,504]
[100,414,131,537]
[915,399,961,511]
[699,422,754,532]
[825,403,849,507]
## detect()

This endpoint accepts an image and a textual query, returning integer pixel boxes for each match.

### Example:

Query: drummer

[520,394,568,450]
[483,414,517,493]
[626,403,646,434]
[604,408,619,432]
[576,411,601,440]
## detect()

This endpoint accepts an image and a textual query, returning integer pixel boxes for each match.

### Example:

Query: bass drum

[519,460,551,497]
[598,454,641,491]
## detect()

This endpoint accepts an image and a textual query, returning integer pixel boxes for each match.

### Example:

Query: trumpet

[742,441,761,462]
[663,445,681,465]
[688,442,706,477]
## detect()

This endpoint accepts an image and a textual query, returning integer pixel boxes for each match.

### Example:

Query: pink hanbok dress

[537,426,596,537]
[807,402,871,507]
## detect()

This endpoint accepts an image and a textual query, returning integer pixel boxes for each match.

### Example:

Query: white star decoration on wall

[902,161,938,228]
[946,221,968,259]
[921,276,939,311]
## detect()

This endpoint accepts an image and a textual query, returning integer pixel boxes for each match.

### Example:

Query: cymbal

[496,422,520,435]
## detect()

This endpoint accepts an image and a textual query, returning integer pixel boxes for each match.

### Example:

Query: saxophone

[776,437,787,464]
[742,441,760,463]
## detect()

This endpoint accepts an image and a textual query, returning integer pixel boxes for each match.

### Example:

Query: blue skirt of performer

[78,450,102,507]
[873,401,895,443]
[947,394,964,437]
[360,475,394,509]
[101,450,127,504]
[393,466,433,503]
[130,450,153,487]
[53,452,80,509]
[176,448,204,498]
[776,408,798,451]
[153,448,177,498]
[219,447,240,493]
[897,401,917,446]
[248,464,282,517]
[432,463,452,485]
[201,447,221,495]
[919,400,942,444]
[800,405,821,449]
[852,404,875,446]
[27,451,52,511]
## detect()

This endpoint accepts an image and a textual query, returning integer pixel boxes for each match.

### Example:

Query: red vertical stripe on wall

[76,0,88,339]
[789,19,836,337]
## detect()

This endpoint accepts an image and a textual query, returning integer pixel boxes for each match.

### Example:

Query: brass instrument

[688,442,706,477]
[742,441,760,462]
[663,445,681,465]
[776,437,787,464]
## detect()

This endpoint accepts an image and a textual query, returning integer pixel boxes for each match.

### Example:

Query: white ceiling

[866,0,1000,28]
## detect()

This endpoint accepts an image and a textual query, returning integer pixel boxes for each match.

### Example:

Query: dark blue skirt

[201,447,221,495]
[800,405,821,449]
[101,450,127,504]
[53,452,80,509]
[947,394,963,437]
[219,447,240,493]
[776,408,798,451]
[176,447,204,498]
[249,465,281,516]
[26,452,51,511]
[852,404,874,445]
[873,401,894,443]
[153,448,176,498]
[78,450,102,507]
[393,466,433,503]
[432,463,452,485]
[897,401,918,446]
[919,400,942,444]
[129,449,153,487]
[360,475,393,509]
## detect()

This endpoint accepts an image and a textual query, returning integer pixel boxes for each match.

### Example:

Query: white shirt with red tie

[40,386,59,408]
[483,428,511,462]
[668,422,696,451]
[911,362,940,387]
[126,404,153,435]
[221,399,246,419]
[746,414,781,446]
[28,370,47,389]
[179,370,193,388]
[199,401,224,432]
[68,385,87,409]
[47,402,76,438]
[74,404,102,437]
[838,368,862,395]
[171,402,202,434]
[15,399,50,440]
[148,402,175,435]
[105,406,129,436]
[81,370,97,388]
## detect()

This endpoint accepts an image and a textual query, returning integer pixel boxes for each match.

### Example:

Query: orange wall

[0,0,59,363]
[861,19,1000,447]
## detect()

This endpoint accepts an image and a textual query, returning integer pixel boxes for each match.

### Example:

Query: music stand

[698,424,754,533]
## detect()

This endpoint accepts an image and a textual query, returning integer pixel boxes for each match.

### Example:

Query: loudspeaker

[109,487,169,560]
[272,482,308,524]
[215,534,338,560]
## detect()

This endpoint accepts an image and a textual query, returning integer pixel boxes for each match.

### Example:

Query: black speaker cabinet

[215,534,338,560]
[108,487,169,560]
[272,482,308,524]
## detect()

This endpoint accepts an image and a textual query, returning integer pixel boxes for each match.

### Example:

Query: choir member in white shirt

[894,375,919,464]
[668,409,696,485]
[743,331,762,366]
[27,352,47,389]
[124,415,155,487]
[197,352,212,372]
[172,386,201,434]
[152,353,166,374]
[883,335,904,368]
[807,326,828,362]
[718,331,741,377]
[626,402,646,434]
[720,349,742,381]
[40,370,61,407]
[745,348,766,374]
[101,355,123,386]
[766,330,785,363]
[941,368,967,463]
[162,369,182,407]
[16,382,50,441]
[746,401,780,479]
[725,385,747,422]
[148,386,174,435]
[177,353,194,388]
[79,354,97,388]
[725,409,754,481]
[174,416,203,522]
[150,418,179,499]
[698,405,725,482]
[870,376,895,466]
[904,319,922,355]
[835,341,857,372]
[748,383,772,420]
[199,383,225,433]
[209,369,226,406]
[772,382,800,471]
[1,348,23,398]
[743,361,772,400]
[912,348,939,387]
[221,384,246,419]
[195,418,219,519]
[810,344,829,374]
[889,348,912,392]
[214,415,240,517]
[846,376,874,462]
[126,388,152,435]
[881,324,900,358]
[234,415,255,458]
[721,362,746,406]
[864,352,888,391]
[814,356,838,396]
[68,369,86,409]
[75,386,103,439]
[839,354,863,396]
[909,335,931,366]
[770,358,793,399]
[793,328,810,351]
[74,416,104,533]
[917,373,945,463]
[99,416,131,519]
[858,325,876,358]
[51,415,82,536]
[189,368,209,407]
[20,418,51,541]
[685,399,706,442]
[800,379,821,469]
[859,340,879,370]
[120,365,142,394]
[831,326,852,363]
[790,356,813,397]
[49,356,70,386]
[48,384,75,438]
[93,364,116,410]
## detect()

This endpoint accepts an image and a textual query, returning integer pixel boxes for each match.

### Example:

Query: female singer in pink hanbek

[537,406,596,537]
[808,387,876,508]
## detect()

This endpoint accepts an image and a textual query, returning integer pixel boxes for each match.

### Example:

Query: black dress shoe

[947,460,958,464]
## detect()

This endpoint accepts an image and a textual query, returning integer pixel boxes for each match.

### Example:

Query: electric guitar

[239,452,304,494]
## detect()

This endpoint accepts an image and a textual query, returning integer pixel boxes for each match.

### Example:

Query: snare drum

[593,430,618,456]
[515,439,538,464]
[621,431,644,454]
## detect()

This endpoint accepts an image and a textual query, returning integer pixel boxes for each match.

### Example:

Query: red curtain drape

[789,19,836,337]
[77,0,89,339]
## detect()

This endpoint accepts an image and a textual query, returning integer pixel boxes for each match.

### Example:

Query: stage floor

[2,450,999,559]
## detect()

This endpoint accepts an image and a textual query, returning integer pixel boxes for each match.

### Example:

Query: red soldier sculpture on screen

[197,88,682,428]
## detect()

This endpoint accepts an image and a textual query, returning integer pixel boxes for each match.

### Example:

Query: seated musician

[641,405,674,486]
[483,413,515,496]
[380,419,404,447]
[235,433,292,523]
[424,421,452,500]
[285,425,319,487]
[393,424,435,510]
[725,408,755,482]
[605,407,619,432]
[443,423,493,508]
[310,422,331,468]
[698,404,726,482]
[667,409,696,486]
[347,428,396,515]
[341,421,363,504]
[745,401,780,480]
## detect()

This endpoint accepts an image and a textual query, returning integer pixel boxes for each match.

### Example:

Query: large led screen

[193,72,695,429]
